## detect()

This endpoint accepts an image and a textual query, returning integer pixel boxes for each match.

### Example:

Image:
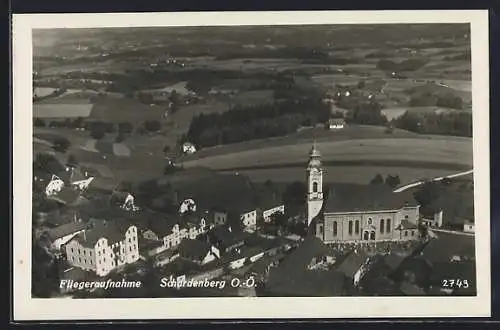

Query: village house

[307,143,428,243]
[420,209,444,228]
[44,221,87,251]
[207,224,246,253]
[258,190,286,223]
[141,212,211,252]
[178,239,221,266]
[64,219,140,277]
[153,249,180,268]
[265,237,346,296]
[463,221,475,233]
[328,118,346,130]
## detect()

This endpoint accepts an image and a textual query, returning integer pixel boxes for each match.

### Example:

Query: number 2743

[442,279,469,288]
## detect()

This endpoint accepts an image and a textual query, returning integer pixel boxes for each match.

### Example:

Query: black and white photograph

[13,10,491,320]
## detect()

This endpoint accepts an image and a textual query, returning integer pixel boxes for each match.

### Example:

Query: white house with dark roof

[178,239,220,265]
[65,220,140,277]
[328,118,346,130]
[45,221,87,251]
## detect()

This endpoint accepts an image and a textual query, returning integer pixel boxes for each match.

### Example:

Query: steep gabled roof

[71,219,133,248]
[178,239,212,262]
[324,184,419,213]
[277,236,329,272]
[335,251,369,279]
[46,222,87,241]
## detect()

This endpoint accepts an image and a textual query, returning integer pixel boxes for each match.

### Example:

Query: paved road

[429,228,475,237]
[393,169,473,193]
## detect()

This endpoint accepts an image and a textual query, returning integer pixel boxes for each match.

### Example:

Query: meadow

[181,137,472,170]
[219,166,460,185]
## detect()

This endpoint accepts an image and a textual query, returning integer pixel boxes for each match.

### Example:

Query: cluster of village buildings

[33,144,474,297]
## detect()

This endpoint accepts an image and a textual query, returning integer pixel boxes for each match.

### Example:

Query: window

[404,231,408,237]
[129,246,132,252]
[71,248,74,253]
[367,218,372,225]
[355,220,360,234]
[411,230,415,236]
[405,215,409,220]
[348,221,353,235]
[319,225,324,235]
[333,222,338,236]
[380,219,385,234]
[386,219,391,233]
[313,182,318,193]
[78,257,81,263]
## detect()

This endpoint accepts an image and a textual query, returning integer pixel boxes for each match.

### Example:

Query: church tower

[307,141,324,226]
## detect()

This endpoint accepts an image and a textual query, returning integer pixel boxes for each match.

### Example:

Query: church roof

[323,184,419,213]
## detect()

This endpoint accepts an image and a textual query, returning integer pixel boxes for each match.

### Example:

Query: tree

[34,118,46,127]
[413,182,442,208]
[270,211,288,229]
[370,173,384,185]
[90,127,106,140]
[118,122,133,134]
[385,175,401,188]
[33,153,64,173]
[67,154,78,166]
[163,145,171,154]
[72,117,84,129]
[164,164,177,175]
[144,120,161,132]
[52,137,70,153]
[115,134,125,143]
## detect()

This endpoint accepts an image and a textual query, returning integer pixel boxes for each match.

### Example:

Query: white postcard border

[12,10,491,320]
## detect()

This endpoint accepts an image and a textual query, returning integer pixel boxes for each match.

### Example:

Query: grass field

[89,96,166,123]
[381,106,466,121]
[181,137,472,169]
[220,166,460,185]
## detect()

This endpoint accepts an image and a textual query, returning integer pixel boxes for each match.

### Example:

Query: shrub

[52,137,71,153]
[144,120,161,132]
[34,118,46,127]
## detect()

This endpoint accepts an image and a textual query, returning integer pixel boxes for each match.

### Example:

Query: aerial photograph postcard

[12,10,491,320]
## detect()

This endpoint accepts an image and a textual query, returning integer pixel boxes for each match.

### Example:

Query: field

[179,130,472,185]
[381,106,468,121]
[220,166,460,185]
[33,102,94,119]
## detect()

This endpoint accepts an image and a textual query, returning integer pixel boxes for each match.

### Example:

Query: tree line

[186,98,330,148]
[392,111,472,137]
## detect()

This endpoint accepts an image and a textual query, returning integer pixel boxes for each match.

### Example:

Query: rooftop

[71,219,133,248]
[178,239,213,262]
[45,221,87,241]
[335,251,369,278]
[277,236,330,272]
[267,267,346,296]
[324,184,419,213]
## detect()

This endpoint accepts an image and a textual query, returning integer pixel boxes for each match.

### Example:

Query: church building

[306,143,421,243]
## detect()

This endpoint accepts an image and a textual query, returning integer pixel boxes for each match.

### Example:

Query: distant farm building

[463,221,475,233]
[328,118,346,130]
[182,142,197,154]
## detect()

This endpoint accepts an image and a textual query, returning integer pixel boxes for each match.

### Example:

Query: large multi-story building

[65,219,140,277]
[307,143,423,243]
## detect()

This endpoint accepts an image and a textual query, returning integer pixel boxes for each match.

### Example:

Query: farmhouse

[65,219,140,277]
[44,221,87,251]
[328,118,346,130]
[463,221,475,233]
[307,143,423,243]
